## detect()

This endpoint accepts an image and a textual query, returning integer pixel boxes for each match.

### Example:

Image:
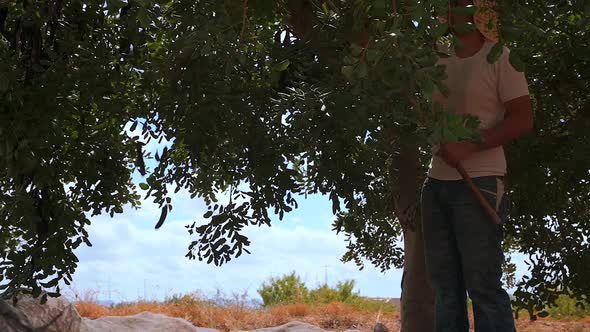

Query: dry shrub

[316,302,360,329]
[74,301,109,319]
[570,323,587,332]
[74,299,406,331]
[73,298,590,332]
[268,305,290,325]
[284,303,310,317]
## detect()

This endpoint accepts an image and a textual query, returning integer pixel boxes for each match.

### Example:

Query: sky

[69,189,406,304]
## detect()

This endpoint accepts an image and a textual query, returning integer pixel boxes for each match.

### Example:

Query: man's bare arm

[479,95,534,150]
[438,95,533,167]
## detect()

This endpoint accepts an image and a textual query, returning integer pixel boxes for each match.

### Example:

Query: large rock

[0,299,34,332]
[236,321,328,332]
[0,295,341,332]
[0,295,211,332]
[81,312,212,332]
[0,294,82,332]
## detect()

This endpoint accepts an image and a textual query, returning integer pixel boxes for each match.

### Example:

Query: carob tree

[0,1,588,327]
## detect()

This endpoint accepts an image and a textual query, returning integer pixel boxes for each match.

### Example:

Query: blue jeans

[421,176,516,332]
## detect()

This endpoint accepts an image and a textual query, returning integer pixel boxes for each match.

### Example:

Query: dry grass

[75,299,400,332]
[75,297,590,332]
[514,319,590,332]
[75,301,110,319]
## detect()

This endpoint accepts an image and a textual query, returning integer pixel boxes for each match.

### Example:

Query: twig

[240,0,248,39]
[455,162,502,225]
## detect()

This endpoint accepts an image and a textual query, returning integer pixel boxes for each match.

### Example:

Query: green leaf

[82,237,93,247]
[341,65,355,81]
[343,55,358,65]
[487,42,504,64]
[155,206,168,229]
[41,278,60,288]
[523,21,546,37]
[203,210,213,218]
[374,0,387,10]
[419,75,434,96]
[273,59,290,72]
[537,310,549,318]
[0,73,9,93]
[435,81,450,98]
[509,51,526,72]
[501,26,521,40]
[139,183,149,190]
[432,23,449,38]
[356,62,368,78]
[350,44,364,57]
[411,5,425,21]
[107,0,126,9]
[442,127,459,143]
[137,7,151,28]
[366,49,382,64]
[330,192,340,214]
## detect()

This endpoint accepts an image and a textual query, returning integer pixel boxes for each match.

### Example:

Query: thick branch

[0,7,14,46]
[48,0,63,51]
[393,142,423,232]
[287,0,316,39]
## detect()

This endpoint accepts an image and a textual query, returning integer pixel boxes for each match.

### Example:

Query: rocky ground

[2,294,590,332]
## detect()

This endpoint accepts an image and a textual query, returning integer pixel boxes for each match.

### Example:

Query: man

[421,0,534,331]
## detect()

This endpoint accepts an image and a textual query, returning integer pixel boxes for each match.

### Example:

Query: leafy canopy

[0,0,588,317]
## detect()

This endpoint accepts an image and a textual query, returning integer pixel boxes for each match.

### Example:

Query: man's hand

[437,141,480,168]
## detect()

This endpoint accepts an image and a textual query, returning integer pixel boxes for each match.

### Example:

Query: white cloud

[71,192,404,304]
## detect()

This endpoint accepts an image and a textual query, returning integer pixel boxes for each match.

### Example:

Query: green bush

[347,297,399,313]
[164,292,209,306]
[546,294,590,319]
[336,280,358,302]
[257,271,309,306]
[257,272,399,313]
[308,284,342,304]
[258,272,362,307]
[308,280,360,304]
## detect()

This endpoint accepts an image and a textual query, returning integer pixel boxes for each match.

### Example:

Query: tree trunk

[394,143,434,332]
[401,228,435,331]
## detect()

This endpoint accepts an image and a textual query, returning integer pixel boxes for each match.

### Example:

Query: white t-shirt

[428,40,530,180]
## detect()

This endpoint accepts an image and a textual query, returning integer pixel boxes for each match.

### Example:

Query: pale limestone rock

[1,294,345,332]
[233,321,328,332]
[0,299,34,332]
[14,295,81,332]
[81,312,206,332]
